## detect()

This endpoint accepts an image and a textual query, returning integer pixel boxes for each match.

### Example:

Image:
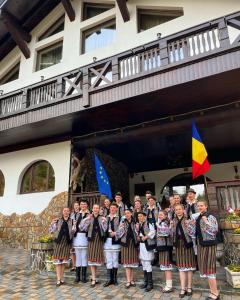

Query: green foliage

[228,264,240,272]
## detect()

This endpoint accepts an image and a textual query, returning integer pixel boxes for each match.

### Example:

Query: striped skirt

[53,236,71,264]
[197,243,216,278]
[159,250,174,271]
[88,232,104,266]
[121,239,139,268]
[176,240,196,271]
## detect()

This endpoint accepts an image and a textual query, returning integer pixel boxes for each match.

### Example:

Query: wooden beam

[61,0,75,22]
[0,9,31,59]
[116,0,130,22]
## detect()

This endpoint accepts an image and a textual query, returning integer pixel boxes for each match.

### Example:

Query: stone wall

[0,192,68,249]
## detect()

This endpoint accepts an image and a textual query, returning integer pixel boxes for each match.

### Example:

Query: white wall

[1,0,240,93]
[129,161,240,201]
[0,141,71,215]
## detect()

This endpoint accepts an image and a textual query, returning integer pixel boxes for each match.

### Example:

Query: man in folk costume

[144,196,160,227]
[114,192,133,220]
[49,207,74,286]
[100,198,111,217]
[185,188,198,219]
[72,199,90,283]
[103,202,121,287]
[188,200,219,300]
[136,212,156,292]
[80,204,108,287]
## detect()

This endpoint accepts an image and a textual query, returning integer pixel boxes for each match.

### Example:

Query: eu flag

[94,153,112,199]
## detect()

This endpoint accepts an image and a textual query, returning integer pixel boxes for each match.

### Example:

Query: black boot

[74,267,81,283]
[103,269,114,287]
[140,271,148,289]
[81,267,87,283]
[113,268,118,285]
[145,272,153,292]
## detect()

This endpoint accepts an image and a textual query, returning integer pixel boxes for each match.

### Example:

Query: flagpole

[203,175,209,205]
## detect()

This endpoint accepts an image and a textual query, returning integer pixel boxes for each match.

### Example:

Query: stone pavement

[0,247,240,300]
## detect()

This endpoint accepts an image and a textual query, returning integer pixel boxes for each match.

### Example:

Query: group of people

[49,189,220,300]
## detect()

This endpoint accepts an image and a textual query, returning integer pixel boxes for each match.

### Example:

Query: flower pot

[225,232,240,244]
[45,260,55,272]
[225,267,240,288]
[32,242,54,251]
[220,219,240,230]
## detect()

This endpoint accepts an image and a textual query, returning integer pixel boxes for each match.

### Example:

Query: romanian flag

[192,121,210,179]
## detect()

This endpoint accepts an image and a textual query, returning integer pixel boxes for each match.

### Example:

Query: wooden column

[116,0,130,22]
[0,9,31,59]
[82,67,90,108]
[159,39,169,66]
[218,19,230,48]
[61,0,75,22]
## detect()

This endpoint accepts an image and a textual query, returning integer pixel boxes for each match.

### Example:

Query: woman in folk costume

[156,210,174,293]
[144,196,160,227]
[72,199,90,283]
[136,212,156,292]
[100,198,111,217]
[172,204,196,298]
[49,207,74,286]
[103,202,121,287]
[133,196,142,223]
[80,203,107,287]
[116,209,139,288]
[185,188,198,219]
[166,195,176,221]
[70,200,80,272]
[188,200,219,300]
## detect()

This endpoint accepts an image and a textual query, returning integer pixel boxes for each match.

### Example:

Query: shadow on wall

[0,192,68,249]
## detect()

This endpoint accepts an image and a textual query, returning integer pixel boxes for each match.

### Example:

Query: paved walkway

[0,247,239,300]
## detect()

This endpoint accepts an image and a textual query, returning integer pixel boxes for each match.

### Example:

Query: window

[36,41,63,71]
[38,15,65,41]
[138,8,183,32]
[0,63,20,85]
[20,160,55,194]
[0,170,5,197]
[83,3,114,20]
[82,19,116,53]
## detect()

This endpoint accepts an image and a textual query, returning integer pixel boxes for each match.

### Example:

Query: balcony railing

[0,11,240,118]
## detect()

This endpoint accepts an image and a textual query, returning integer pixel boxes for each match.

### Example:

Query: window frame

[82,2,115,21]
[38,15,65,42]
[81,18,116,54]
[35,40,63,71]
[0,62,20,85]
[20,160,55,194]
[137,7,184,33]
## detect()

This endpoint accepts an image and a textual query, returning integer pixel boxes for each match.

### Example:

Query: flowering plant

[225,207,240,221]
[38,234,53,243]
[228,264,240,272]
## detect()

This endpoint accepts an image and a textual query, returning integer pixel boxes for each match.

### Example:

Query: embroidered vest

[172,216,193,248]
[137,221,156,251]
[156,220,173,251]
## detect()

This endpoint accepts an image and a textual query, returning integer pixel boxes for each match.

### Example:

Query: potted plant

[225,264,240,288]
[220,207,240,230]
[32,234,54,250]
[45,255,55,272]
[225,228,240,244]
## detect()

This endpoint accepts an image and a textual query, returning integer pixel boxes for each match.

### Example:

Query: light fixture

[157,33,162,39]
[0,90,3,96]
[233,165,239,179]
[40,76,44,81]
[93,57,97,62]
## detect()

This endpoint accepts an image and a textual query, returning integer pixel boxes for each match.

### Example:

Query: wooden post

[159,39,169,66]
[218,19,230,48]
[116,0,130,22]
[112,57,119,82]
[204,175,210,206]
[82,67,90,108]
[61,0,75,22]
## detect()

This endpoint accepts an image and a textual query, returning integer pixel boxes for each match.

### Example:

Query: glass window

[0,63,20,85]
[20,160,55,194]
[138,8,183,32]
[82,19,116,53]
[38,15,65,41]
[36,41,63,71]
[0,170,5,197]
[83,3,114,20]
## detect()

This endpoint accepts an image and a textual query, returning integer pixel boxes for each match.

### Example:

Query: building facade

[0,0,240,248]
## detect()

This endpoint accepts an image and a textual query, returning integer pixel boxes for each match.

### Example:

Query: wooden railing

[0,11,239,117]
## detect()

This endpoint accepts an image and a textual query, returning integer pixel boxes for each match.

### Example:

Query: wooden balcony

[0,11,240,137]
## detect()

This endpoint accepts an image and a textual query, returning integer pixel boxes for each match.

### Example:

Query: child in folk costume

[100,198,111,217]
[185,188,198,219]
[144,196,160,227]
[188,200,219,300]
[133,196,142,223]
[80,203,107,287]
[114,192,133,220]
[136,212,156,292]
[172,204,196,298]
[116,209,139,288]
[103,202,121,287]
[72,199,89,283]
[166,195,176,220]
[156,210,174,293]
[49,207,74,286]
[70,200,80,272]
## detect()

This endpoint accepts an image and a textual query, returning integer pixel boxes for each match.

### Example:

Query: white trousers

[75,248,88,267]
[104,250,119,269]
[141,260,152,272]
